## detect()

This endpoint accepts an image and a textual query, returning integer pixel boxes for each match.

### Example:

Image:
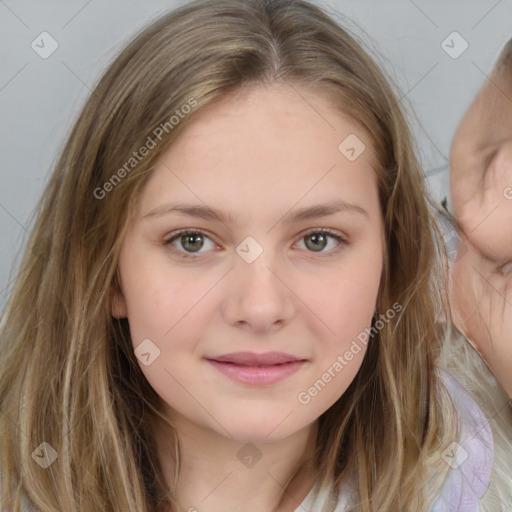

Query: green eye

[180,233,205,252]
[297,229,346,255]
[163,228,347,260]
[304,232,329,251]
[163,230,216,258]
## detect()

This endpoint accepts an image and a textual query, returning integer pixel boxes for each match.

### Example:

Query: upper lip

[207,351,305,366]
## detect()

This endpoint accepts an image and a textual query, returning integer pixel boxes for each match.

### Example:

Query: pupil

[183,234,203,252]
[306,233,326,252]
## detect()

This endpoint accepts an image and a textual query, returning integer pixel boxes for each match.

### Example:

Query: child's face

[449,56,512,398]
[450,61,512,263]
[113,83,384,442]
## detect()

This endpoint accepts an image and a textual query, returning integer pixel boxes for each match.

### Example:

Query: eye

[162,228,347,260]
[163,230,217,259]
[295,228,347,255]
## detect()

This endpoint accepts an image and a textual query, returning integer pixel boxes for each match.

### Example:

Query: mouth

[206,351,308,386]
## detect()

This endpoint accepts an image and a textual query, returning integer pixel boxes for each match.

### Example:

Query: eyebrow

[143,199,369,224]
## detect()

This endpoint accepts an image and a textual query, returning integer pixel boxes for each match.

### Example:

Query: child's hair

[0,0,457,510]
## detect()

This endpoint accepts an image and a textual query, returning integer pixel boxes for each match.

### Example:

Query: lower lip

[206,360,305,385]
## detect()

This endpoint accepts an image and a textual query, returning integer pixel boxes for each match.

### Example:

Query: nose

[220,244,296,334]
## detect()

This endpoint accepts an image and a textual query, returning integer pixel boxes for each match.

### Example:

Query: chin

[217,412,309,445]
[228,428,292,445]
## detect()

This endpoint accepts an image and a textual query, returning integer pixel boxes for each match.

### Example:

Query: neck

[151,413,319,512]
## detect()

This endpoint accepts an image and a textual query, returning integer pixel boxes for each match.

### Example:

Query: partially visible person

[449,38,512,399]
[445,36,512,509]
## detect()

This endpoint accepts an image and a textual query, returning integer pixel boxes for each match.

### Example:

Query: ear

[110,273,128,319]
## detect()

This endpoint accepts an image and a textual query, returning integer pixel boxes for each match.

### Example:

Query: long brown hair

[0,1,456,510]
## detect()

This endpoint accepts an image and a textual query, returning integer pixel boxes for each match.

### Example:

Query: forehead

[136,83,382,223]
[162,83,377,172]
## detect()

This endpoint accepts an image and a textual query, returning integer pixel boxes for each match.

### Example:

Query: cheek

[469,210,512,264]
[118,249,217,346]
[315,280,375,331]
[294,274,379,416]
[119,260,215,414]
[312,250,382,336]
[320,272,379,357]
[297,254,382,392]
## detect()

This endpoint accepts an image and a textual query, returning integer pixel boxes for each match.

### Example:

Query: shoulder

[295,370,494,512]
[429,370,494,512]
[334,373,494,512]
[294,481,356,512]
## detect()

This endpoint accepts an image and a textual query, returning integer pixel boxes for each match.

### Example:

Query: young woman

[0,1,492,510]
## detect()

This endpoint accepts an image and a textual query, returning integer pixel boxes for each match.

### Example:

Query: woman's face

[113,83,384,442]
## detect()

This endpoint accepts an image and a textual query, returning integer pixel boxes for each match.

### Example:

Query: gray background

[1,0,512,313]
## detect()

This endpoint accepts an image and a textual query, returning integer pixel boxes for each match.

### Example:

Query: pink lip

[206,351,307,386]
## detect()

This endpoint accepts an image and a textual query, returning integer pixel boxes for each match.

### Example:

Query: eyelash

[162,228,348,260]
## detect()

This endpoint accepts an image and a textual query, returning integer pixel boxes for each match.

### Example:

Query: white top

[293,370,494,511]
